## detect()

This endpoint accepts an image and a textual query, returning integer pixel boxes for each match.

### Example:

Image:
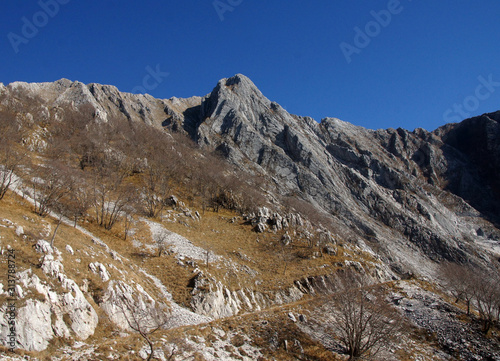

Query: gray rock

[281,232,292,246]
[0,268,98,352]
[89,262,111,282]
[65,244,74,255]
[255,222,267,233]
[34,240,53,254]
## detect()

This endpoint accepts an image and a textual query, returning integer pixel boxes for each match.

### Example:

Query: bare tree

[0,145,22,201]
[90,160,134,231]
[123,211,134,241]
[140,164,171,218]
[64,175,92,227]
[474,271,500,334]
[440,262,476,315]
[50,213,64,248]
[31,161,72,217]
[0,110,24,201]
[205,248,214,268]
[441,263,500,334]
[327,280,402,360]
[115,293,171,361]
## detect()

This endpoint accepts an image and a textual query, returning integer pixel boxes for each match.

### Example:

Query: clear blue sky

[1,0,500,131]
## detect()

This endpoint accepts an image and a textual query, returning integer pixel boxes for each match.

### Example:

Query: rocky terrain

[0,75,498,360]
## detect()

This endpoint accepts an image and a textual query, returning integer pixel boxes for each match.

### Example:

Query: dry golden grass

[0,189,381,360]
[155,207,366,295]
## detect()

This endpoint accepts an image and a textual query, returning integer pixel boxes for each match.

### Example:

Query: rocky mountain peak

[224,73,258,89]
[1,74,499,276]
[200,74,271,122]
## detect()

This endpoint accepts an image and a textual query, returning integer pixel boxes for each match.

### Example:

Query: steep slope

[436,111,500,224]
[176,74,500,276]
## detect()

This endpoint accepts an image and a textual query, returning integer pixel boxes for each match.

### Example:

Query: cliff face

[437,111,500,222]
[1,75,499,277]
[177,74,499,275]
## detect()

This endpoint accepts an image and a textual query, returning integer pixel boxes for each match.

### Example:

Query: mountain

[0,75,499,360]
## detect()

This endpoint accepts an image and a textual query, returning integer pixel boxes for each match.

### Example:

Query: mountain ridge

[2,74,500,275]
[1,73,500,359]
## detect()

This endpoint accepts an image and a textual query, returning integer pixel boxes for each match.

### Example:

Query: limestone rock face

[89,262,111,282]
[15,300,52,352]
[178,75,491,273]
[437,111,500,220]
[190,272,304,319]
[0,268,98,352]
[176,74,500,276]
[2,75,500,277]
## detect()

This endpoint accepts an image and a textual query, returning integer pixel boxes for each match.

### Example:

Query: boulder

[89,262,111,282]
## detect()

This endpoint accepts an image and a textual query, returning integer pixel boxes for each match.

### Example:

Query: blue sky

[1,1,500,131]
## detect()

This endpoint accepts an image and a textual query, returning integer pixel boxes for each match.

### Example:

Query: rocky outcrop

[437,111,500,223]
[100,280,162,331]
[189,265,390,319]
[0,240,98,352]
[0,267,98,351]
[190,272,304,319]
[88,262,111,282]
[245,207,308,233]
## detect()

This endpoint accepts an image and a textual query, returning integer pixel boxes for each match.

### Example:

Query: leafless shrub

[155,232,168,257]
[89,156,136,230]
[63,172,92,227]
[471,270,500,334]
[282,195,334,232]
[115,293,171,361]
[326,276,403,360]
[139,160,172,218]
[0,145,21,201]
[0,110,25,200]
